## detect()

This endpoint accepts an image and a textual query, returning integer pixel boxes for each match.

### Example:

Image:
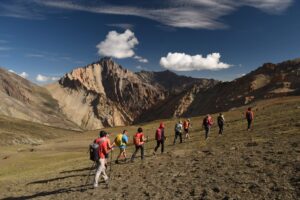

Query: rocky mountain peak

[47,58,218,129]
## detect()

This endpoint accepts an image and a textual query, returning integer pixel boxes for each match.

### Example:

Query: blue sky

[0,0,299,83]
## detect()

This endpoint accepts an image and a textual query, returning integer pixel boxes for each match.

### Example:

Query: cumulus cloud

[36,74,59,82]
[8,69,29,79]
[32,0,293,29]
[160,52,231,71]
[134,55,148,63]
[96,29,138,59]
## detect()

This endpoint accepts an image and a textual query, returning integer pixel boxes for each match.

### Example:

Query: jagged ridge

[46,58,217,129]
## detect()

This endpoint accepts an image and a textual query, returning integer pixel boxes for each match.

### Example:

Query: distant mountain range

[0,57,299,130]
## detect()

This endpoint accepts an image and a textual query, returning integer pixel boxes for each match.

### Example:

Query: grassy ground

[0,96,299,199]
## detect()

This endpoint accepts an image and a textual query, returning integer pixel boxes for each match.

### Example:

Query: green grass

[0,96,299,187]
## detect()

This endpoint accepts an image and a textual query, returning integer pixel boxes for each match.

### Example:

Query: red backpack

[156,128,162,141]
[133,133,143,146]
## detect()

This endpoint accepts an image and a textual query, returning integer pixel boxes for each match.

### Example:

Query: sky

[0,0,299,84]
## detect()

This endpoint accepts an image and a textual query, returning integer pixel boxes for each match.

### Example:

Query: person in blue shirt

[115,130,129,164]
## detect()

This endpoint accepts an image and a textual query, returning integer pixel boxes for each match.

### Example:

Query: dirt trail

[0,97,299,200]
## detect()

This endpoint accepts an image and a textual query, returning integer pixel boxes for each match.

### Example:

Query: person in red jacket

[245,107,254,131]
[94,131,111,188]
[153,122,165,155]
[202,114,213,140]
[130,127,145,162]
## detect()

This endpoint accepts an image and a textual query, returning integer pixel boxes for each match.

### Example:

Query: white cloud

[0,0,45,19]
[136,65,148,71]
[19,72,29,78]
[8,70,29,79]
[96,29,139,59]
[36,74,59,82]
[34,0,293,29]
[25,53,45,58]
[160,52,231,71]
[134,55,148,63]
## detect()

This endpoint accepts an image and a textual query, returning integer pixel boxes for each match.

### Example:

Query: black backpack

[203,118,208,126]
[89,143,99,161]
[218,116,224,125]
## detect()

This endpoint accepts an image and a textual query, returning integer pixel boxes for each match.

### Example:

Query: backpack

[156,128,162,141]
[133,133,142,146]
[175,123,182,132]
[114,134,123,147]
[218,116,224,125]
[89,143,99,161]
[203,118,208,126]
[246,111,253,120]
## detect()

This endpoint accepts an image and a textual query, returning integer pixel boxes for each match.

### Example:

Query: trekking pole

[145,136,149,157]
[84,161,96,187]
[110,148,113,180]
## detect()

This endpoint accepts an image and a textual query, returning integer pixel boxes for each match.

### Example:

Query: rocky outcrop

[46,58,217,129]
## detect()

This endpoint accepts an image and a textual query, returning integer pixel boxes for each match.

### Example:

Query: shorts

[119,146,126,150]
[184,128,189,133]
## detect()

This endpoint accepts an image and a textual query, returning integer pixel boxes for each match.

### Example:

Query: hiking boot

[105,179,109,188]
[93,183,98,188]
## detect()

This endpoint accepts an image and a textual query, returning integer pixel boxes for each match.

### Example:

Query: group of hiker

[91,107,254,188]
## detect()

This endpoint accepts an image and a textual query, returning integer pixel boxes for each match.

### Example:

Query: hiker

[217,113,225,135]
[245,107,254,131]
[94,131,111,188]
[183,119,191,140]
[153,122,166,154]
[173,120,183,144]
[115,130,129,164]
[202,114,213,140]
[131,127,146,162]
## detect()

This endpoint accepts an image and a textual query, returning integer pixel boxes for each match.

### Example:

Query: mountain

[1,58,298,130]
[46,58,217,129]
[184,59,300,117]
[0,68,80,130]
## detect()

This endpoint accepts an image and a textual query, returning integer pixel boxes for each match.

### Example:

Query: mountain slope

[1,97,299,199]
[46,58,217,129]
[185,59,300,116]
[0,68,80,130]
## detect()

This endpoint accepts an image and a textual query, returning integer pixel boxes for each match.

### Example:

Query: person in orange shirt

[245,107,254,131]
[94,131,112,188]
[130,127,146,162]
[183,119,191,140]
